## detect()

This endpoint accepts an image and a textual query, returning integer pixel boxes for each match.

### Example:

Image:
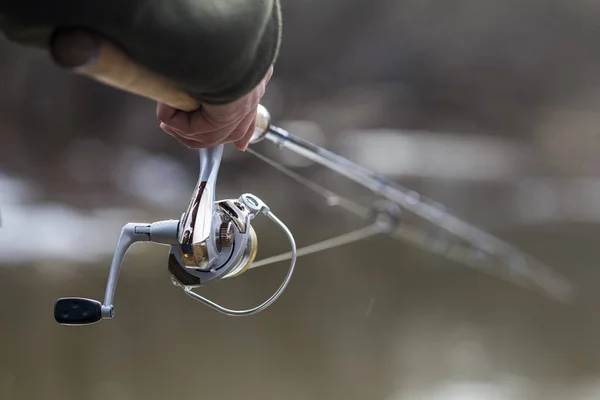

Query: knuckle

[156,104,172,121]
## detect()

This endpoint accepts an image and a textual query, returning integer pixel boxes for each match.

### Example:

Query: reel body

[168,199,260,288]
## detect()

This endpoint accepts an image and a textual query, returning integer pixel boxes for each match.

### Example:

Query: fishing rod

[49,29,573,326]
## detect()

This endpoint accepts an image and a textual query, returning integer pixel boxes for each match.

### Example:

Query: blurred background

[2,0,600,399]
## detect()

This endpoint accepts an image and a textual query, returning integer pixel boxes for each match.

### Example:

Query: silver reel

[54,107,297,325]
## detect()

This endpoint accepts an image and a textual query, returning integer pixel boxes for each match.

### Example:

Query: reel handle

[53,220,180,326]
[54,297,104,326]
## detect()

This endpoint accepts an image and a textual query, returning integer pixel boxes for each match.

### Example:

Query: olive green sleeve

[0,0,282,105]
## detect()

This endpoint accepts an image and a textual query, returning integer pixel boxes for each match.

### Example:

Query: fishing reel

[54,106,297,325]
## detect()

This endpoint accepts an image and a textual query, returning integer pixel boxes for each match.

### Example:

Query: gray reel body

[54,107,297,325]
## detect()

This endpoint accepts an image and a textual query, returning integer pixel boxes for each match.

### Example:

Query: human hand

[156,66,273,151]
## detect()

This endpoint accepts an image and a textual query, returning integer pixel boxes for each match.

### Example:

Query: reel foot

[54,297,103,326]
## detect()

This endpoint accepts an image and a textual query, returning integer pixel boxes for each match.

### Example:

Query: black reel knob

[54,297,103,325]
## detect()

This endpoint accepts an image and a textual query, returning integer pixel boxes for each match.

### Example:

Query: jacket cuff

[188,0,281,105]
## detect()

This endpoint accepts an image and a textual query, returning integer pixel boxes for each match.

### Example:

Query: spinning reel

[54,106,297,325]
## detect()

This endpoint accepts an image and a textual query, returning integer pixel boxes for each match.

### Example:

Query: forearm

[0,0,281,105]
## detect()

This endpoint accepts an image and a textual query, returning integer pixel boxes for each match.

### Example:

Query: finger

[157,102,183,123]
[160,120,224,141]
[158,107,195,133]
[162,105,245,138]
[159,108,236,140]
[160,123,208,149]
[192,123,238,145]
[186,109,255,145]
[234,115,258,151]
[162,114,242,146]
[221,110,256,144]
[158,103,226,135]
